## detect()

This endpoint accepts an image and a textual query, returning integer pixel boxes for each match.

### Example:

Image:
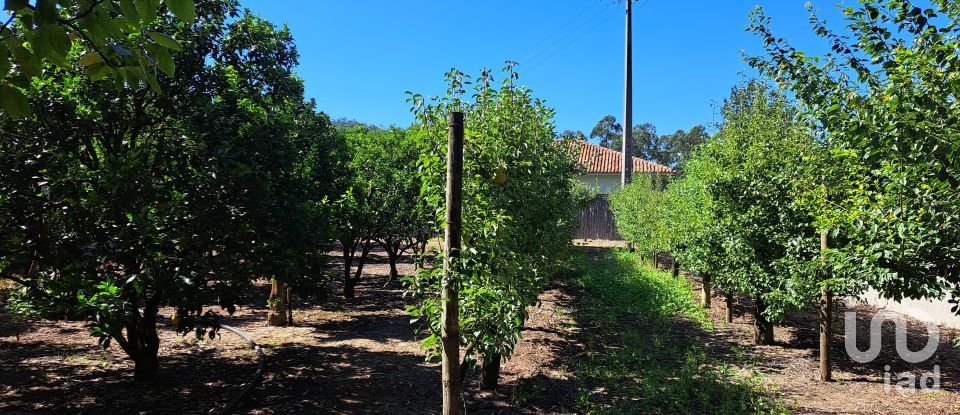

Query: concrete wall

[850,289,960,329]
[578,174,622,195]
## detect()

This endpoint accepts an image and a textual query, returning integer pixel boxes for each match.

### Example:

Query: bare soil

[1,246,959,414]
[686,274,960,415]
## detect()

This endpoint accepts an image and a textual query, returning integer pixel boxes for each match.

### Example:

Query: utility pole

[441,112,464,415]
[621,0,633,186]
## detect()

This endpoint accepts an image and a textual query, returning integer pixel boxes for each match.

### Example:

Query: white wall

[578,174,622,195]
[848,290,960,329]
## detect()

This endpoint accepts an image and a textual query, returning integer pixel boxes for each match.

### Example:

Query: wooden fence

[574,196,621,240]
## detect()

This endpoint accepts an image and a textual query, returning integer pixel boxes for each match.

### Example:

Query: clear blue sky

[241,1,846,135]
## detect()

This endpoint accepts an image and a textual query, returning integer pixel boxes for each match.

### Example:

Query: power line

[513,1,603,64]
[521,5,615,69]
[525,8,619,73]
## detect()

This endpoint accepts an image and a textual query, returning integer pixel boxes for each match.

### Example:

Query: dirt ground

[1,246,959,414]
[686,276,960,415]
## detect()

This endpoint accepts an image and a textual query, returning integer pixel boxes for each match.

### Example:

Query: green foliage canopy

[747,0,960,306]
[405,63,581,373]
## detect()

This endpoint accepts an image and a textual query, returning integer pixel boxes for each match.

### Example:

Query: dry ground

[686,274,960,415]
[1,246,959,414]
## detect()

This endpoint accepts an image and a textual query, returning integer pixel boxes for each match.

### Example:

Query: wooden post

[725,293,733,323]
[702,274,712,308]
[819,229,833,382]
[442,112,464,415]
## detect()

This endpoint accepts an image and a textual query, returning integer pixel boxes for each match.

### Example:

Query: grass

[572,249,790,415]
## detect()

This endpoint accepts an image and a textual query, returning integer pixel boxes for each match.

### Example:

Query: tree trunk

[671,260,680,278]
[120,299,161,382]
[413,237,428,271]
[353,240,373,281]
[387,241,400,281]
[133,350,160,382]
[819,287,833,381]
[819,229,833,382]
[725,292,733,323]
[702,274,712,308]
[286,286,294,325]
[651,251,657,268]
[267,278,288,326]
[342,241,356,299]
[344,277,356,299]
[479,353,502,391]
[753,298,775,345]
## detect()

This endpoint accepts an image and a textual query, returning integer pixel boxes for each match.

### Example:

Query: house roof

[569,140,674,174]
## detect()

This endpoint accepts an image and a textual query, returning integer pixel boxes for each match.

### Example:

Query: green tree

[0,0,336,379]
[674,81,820,344]
[609,179,671,266]
[406,64,580,391]
[590,114,622,148]
[632,122,668,165]
[558,129,586,141]
[0,0,196,117]
[660,124,709,167]
[747,1,960,309]
[340,126,428,284]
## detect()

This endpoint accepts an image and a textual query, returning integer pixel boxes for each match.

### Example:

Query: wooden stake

[725,293,733,323]
[702,274,712,308]
[442,112,464,415]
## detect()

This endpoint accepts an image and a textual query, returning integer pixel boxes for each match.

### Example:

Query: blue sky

[240,1,847,135]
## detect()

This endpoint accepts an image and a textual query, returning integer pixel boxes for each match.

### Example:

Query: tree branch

[0,11,15,36]
[58,0,106,24]
[0,269,26,285]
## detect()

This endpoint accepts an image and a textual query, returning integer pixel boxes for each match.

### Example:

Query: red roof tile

[568,140,674,174]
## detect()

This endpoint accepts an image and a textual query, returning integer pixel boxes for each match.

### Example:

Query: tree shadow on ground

[0,337,254,414]
[757,295,960,392]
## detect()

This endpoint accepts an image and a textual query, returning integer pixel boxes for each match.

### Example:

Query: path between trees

[1,246,959,414]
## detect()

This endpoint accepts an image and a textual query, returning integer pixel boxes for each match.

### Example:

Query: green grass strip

[573,249,790,415]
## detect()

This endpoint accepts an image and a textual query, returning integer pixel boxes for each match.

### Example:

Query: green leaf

[7,40,37,78]
[147,44,174,77]
[0,83,30,118]
[136,0,162,23]
[0,47,9,78]
[78,52,102,67]
[118,0,140,25]
[34,0,58,24]
[146,31,182,51]
[85,61,112,80]
[163,0,195,24]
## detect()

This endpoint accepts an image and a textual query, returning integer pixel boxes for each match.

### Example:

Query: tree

[747,0,960,310]
[632,122,668,165]
[590,114,622,148]
[0,0,196,117]
[340,126,428,284]
[668,81,820,345]
[660,124,709,167]
[0,0,336,379]
[558,129,586,141]
[590,116,685,167]
[330,174,376,300]
[406,64,580,392]
[609,179,671,266]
